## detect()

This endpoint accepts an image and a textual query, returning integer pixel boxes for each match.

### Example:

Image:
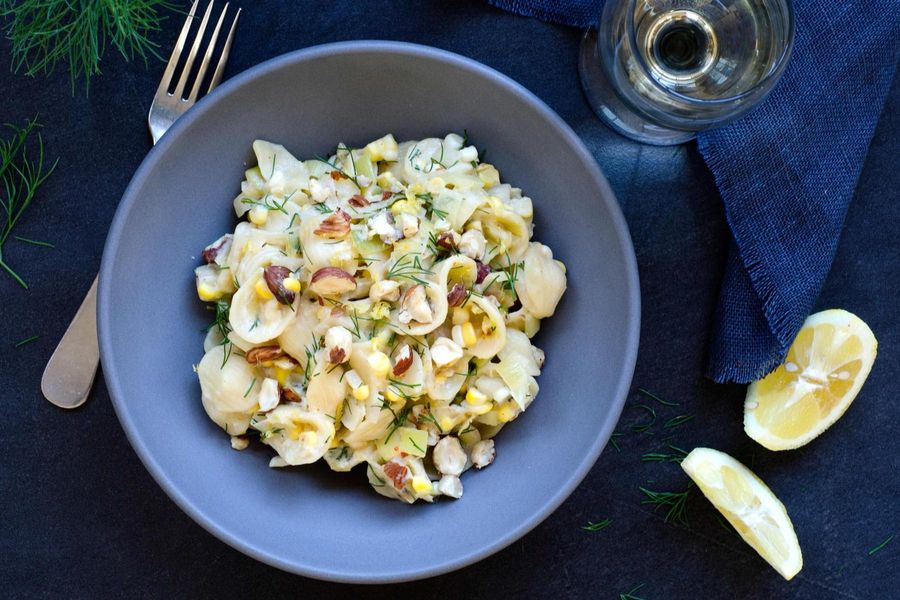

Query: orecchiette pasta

[194,133,567,503]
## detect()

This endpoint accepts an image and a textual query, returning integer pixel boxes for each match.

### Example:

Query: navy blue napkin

[490,0,899,383]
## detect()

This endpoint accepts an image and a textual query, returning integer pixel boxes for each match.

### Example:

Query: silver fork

[41,0,240,409]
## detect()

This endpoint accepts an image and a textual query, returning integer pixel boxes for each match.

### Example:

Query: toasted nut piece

[447,283,467,307]
[257,378,280,412]
[264,265,296,305]
[201,234,231,265]
[431,337,464,368]
[436,230,460,252]
[314,208,351,239]
[325,326,353,364]
[438,475,463,499]
[309,267,357,296]
[399,284,433,324]
[382,459,409,490]
[433,436,466,476]
[349,194,370,208]
[281,386,301,403]
[458,229,485,260]
[392,344,414,376]
[475,261,491,284]
[471,439,496,469]
[329,170,347,181]
[245,345,285,364]
[369,279,401,302]
[382,190,393,201]
[397,212,419,238]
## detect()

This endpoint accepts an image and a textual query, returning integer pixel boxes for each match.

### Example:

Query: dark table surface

[2,1,898,598]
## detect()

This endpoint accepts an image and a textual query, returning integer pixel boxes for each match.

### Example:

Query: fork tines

[158,0,241,103]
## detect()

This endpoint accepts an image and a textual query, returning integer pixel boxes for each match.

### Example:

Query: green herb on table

[607,431,624,452]
[14,334,39,347]
[629,404,657,433]
[638,387,678,406]
[868,534,894,556]
[663,414,695,429]
[641,444,689,463]
[640,484,692,526]
[0,0,178,93]
[581,518,611,532]
[0,118,58,288]
[13,235,52,247]
[619,584,647,600]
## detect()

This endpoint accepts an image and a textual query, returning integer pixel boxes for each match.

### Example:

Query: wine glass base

[579,28,696,146]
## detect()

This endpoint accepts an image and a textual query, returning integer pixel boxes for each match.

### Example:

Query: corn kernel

[255,279,274,300]
[197,283,222,302]
[385,388,401,403]
[376,172,398,189]
[466,388,488,405]
[471,403,492,415]
[274,368,291,386]
[352,385,370,401]
[452,307,470,325]
[283,276,302,292]
[248,206,268,226]
[439,417,455,432]
[391,199,418,215]
[368,351,391,377]
[299,431,318,447]
[496,403,517,423]
[460,322,477,347]
[411,477,432,493]
[408,182,425,195]
[241,241,251,255]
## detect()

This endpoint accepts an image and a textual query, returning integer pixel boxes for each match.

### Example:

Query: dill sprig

[868,534,894,556]
[638,387,678,406]
[204,300,232,367]
[629,404,657,433]
[619,584,647,600]
[663,414,694,429]
[386,252,433,286]
[607,431,624,452]
[241,194,289,215]
[14,334,39,347]
[383,405,412,444]
[1,0,178,93]
[641,444,689,463]
[640,484,692,526]
[582,518,611,532]
[0,117,58,288]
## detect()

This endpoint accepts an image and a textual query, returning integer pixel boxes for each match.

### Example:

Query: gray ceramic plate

[98,41,639,583]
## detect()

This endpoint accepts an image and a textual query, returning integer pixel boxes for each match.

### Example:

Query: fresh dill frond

[243,378,256,399]
[241,194,289,215]
[13,235,53,247]
[640,484,692,526]
[386,252,433,286]
[13,334,39,347]
[868,534,894,556]
[607,431,624,452]
[1,0,179,93]
[0,118,58,288]
[618,584,647,600]
[383,405,412,443]
[582,518,611,532]
[204,300,233,367]
[629,403,657,433]
[641,445,689,463]
[663,414,694,429]
[638,388,678,406]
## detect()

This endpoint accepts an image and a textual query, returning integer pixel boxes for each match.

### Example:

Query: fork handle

[41,276,99,409]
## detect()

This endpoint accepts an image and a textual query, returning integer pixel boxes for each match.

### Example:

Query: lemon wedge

[681,448,802,580]
[744,309,877,451]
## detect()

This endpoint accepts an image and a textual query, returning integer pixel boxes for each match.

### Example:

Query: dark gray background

[1,1,897,598]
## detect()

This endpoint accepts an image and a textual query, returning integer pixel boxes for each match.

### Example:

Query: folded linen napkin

[490,0,899,383]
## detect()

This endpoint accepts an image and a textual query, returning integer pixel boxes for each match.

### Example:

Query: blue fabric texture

[490,0,900,383]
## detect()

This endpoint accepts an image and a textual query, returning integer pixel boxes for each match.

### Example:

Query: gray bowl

[98,41,640,583]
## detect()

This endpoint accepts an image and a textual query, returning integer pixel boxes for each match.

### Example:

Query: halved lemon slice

[744,309,877,451]
[682,448,802,580]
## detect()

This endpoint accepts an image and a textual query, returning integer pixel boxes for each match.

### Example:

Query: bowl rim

[98,40,640,583]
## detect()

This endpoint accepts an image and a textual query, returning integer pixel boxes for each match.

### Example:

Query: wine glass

[579,0,794,145]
